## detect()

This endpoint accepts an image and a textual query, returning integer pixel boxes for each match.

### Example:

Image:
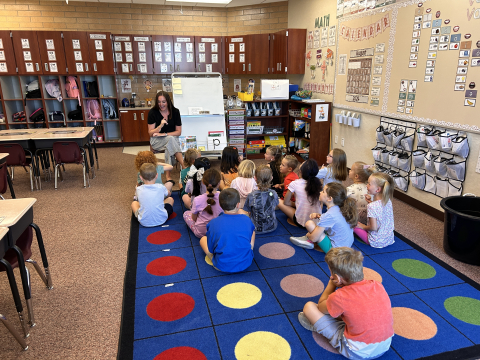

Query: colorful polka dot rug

[118,191,480,360]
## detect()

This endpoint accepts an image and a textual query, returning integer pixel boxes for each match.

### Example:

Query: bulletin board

[334,0,480,133]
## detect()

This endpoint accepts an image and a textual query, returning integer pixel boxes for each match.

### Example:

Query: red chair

[52,141,90,189]
[0,162,8,199]
[0,143,36,191]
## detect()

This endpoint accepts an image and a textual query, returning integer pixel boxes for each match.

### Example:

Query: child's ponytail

[268,145,283,179]
[202,169,221,215]
[301,159,322,206]
[189,157,211,197]
[370,172,394,206]
[325,182,358,228]
[330,148,348,181]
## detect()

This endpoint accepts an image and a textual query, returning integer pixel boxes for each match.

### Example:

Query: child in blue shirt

[200,188,255,273]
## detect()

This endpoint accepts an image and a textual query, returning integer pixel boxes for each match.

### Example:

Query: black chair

[0,312,28,350]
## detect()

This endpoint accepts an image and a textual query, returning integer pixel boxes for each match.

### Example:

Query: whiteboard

[171,72,224,115]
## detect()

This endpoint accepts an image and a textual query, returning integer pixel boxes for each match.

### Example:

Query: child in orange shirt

[278,155,299,201]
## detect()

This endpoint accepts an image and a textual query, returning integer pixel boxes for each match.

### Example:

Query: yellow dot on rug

[217,283,262,309]
[235,331,291,360]
[205,255,213,266]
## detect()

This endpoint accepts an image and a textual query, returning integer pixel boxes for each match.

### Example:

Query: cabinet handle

[137,64,140,71]
[249,64,251,71]
[45,63,49,71]
[129,64,133,72]
[133,113,137,121]
[243,64,245,71]
[198,64,201,71]
[93,63,97,72]
[35,63,39,71]
[141,113,144,120]
[176,65,180,71]
[85,63,89,71]
[170,64,173,72]
[279,63,282,72]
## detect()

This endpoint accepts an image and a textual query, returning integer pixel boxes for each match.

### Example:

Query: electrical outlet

[335,135,338,144]
[341,138,345,147]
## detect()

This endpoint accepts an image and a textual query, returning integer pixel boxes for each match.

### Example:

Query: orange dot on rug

[363,267,383,283]
[280,274,324,298]
[147,230,182,245]
[147,293,195,322]
[392,307,437,340]
[259,242,296,260]
[312,332,339,354]
[168,212,177,220]
[146,256,187,276]
[154,346,207,360]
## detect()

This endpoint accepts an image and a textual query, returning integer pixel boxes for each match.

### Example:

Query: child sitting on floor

[354,172,395,248]
[200,188,255,273]
[183,169,223,238]
[279,155,299,200]
[180,148,201,198]
[298,247,394,359]
[131,163,174,227]
[134,150,175,191]
[316,148,348,186]
[182,157,211,210]
[347,162,376,225]
[231,159,257,209]
[219,146,241,190]
[264,145,283,196]
[241,165,279,234]
[290,182,358,252]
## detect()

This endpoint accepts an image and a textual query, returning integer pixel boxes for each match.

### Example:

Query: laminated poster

[72,40,81,50]
[0,63,7,72]
[187,53,194,63]
[139,53,146,62]
[76,63,84,72]
[155,53,162,62]
[199,43,205,52]
[115,53,123,62]
[199,54,206,63]
[74,51,82,61]
[212,54,218,63]
[21,39,30,49]
[122,63,129,73]
[206,64,212,72]
[138,42,145,52]
[95,40,102,50]
[96,51,104,61]
[114,42,121,52]
[165,53,172,63]
[46,39,55,50]
[125,42,132,52]
[49,62,58,72]
[211,43,218,52]
[161,63,168,73]
[154,42,161,52]
[0,51,4,61]
[23,51,32,61]
[186,43,193,52]
[164,42,171,52]
[126,53,133,63]
[47,51,56,61]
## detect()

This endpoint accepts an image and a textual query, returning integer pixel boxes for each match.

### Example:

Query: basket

[246,126,264,135]
[289,109,301,117]
[264,127,284,134]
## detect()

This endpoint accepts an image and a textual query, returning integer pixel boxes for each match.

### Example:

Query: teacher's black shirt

[147,107,182,133]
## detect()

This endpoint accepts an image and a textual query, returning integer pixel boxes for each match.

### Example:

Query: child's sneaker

[298,312,314,331]
[290,235,314,249]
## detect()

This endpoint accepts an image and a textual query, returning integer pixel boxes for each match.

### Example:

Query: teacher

[148,91,183,182]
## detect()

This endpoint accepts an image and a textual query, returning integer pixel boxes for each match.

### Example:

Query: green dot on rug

[444,297,480,325]
[392,259,436,279]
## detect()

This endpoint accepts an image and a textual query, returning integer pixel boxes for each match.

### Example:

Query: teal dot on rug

[444,297,480,325]
[392,259,436,279]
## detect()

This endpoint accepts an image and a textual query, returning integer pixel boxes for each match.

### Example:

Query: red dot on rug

[146,256,187,276]
[154,347,207,360]
[147,293,195,322]
[168,212,177,220]
[147,230,182,245]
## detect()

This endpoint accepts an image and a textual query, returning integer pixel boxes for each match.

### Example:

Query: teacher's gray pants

[150,135,182,166]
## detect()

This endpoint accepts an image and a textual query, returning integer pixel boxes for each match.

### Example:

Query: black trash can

[440,196,480,266]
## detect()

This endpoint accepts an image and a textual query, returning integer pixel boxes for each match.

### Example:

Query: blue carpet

[118,192,480,360]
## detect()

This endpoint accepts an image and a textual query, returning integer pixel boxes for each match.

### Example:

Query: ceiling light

[166,0,232,4]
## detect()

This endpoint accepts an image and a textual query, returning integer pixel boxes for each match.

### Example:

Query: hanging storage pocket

[446,158,466,181]
[383,130,393,147]
[424,173,436,194]
[400,130,415,151]
[424,152,436,174]
[409,170,426,190]
[389,151,399,167]
[448,179,463,197]
[397,152,411,172]
[413,149,426,168]
[392,129,405,148]
[380,149,390,164]
[434,156,449,177]
[426,130,443,150]
[435,177,449,198]
[371,146,384,162]
[393,173,409,192]
[376,125,385,143]
[451,136,469,158]
[439,131,456,151]
[416,125,432,147]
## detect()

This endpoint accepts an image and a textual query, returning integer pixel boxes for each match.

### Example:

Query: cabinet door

[0,31,17,75]
[12,31,43,74]
[152,35,174,74]
[270,30,287,74]
[247,34,269,74]
[173,36,195,72]
[140,110,150,141]
[133,36,153,75]
[87,32,114,75]
[113,35,135,75]
[195,36,223,73]
[286,29,307,74]
[120,110,141,142]
[36,31,67,74]
[225,36,247,74]
[63,32,92,74]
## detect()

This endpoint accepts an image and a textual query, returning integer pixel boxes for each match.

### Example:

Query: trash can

[440,196,480,265]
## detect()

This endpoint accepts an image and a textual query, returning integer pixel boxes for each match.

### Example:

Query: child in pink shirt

[183,169,224,238]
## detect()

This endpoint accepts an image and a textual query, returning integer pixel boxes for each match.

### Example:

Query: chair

[0,143,37,191]
[52,141,90,189]
[0,313,28,350]
[0,162,9,199]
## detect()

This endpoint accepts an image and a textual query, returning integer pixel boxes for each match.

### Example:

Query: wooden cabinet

[225,35,247,74]
[152,35,174,74]
[120,109,150,143]
[133,36,153,75]
[36,31,68,74]
[172,36,196,72]
[113,35,135,75]
[247,34,269,74]
[86,32,114,75]
[12,31,43,74]
[194,36,223,73]
[63,31,92,74]
[270,29,306,75]
[0,31,18,75]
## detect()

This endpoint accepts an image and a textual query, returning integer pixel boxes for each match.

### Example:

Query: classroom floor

[0,147,479,359]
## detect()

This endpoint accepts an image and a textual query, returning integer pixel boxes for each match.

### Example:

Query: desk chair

[0,143,37,191]
[52,141,90,189]
[0,313,28,350]
[0,162,8,199]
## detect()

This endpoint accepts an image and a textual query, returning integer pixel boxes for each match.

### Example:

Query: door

[152,35,174,75]
[113,35,135,75]
[173,36,195,72]
[225,36,247,74]
[0,31,17,75]
[247,34,269,74]
[133,36,153,75]
[286,29,307,74]
[36,31,67,74]
[63,31,91,74]
[120,110,141,142]
[87,32,114,75]
[270,30,287,74]
[195,36,223,73]
[11,31,43,74]
[140,110,150,141]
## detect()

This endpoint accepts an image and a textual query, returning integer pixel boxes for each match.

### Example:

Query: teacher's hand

[161,119,168,126]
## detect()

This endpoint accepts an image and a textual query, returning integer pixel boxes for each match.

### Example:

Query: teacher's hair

[153,91,173,120]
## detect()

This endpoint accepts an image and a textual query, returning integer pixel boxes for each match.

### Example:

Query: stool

[150,146,180,170]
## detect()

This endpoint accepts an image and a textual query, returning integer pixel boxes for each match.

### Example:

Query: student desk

[0,198,53,335]
[0,226,29,349]
[0,152,16,199]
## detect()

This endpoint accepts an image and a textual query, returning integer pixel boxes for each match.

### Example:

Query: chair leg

[28,165,34,192]
[30,223,53,290]
[54,164,58,190]
[11,166,14,181]
[11,246,35,327]
[0,314,28,350]
[83,164,90,188]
